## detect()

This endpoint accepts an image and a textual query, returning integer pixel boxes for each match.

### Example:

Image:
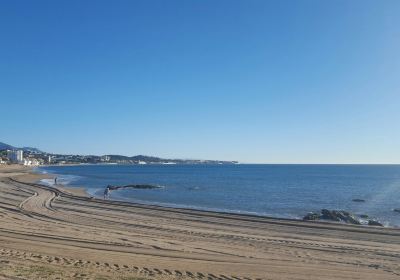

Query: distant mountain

[0,141,237,164]
[131,155,167,162]
[105,154,237,164]
[21,147,43,153]
[106,154,174,162]
[0,142,15,150]
[0,142,43,153]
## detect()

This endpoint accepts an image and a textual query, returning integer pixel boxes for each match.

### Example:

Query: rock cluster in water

[303,209,383,226]
[352,198,366,202]
[107,184,161,190]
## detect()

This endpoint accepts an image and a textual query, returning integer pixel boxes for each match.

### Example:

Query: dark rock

[368,264,380,269]
[348,216,361,225]
[317,209,361,224]
[107,184,161,191]
[368,220,384,226]
[393,208,400,213]
[352,198,366,202]
[122,184,161,189]
[303,209,382,226]
[335,210,361,225]
[346,215,361,225]
[303,212,320,221]
[321,209,341,221]
[334,211,347,221]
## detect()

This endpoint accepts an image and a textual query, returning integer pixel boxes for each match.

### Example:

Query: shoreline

[16,165,398,229]
[29,166,91,197]
[8,176,400,238]
[33,165,399,229]
[0,165,400,279]
[5,165,399,230]
[22,167,309,224]
[6,170,400,233]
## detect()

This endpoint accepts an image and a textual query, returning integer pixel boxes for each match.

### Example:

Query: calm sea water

[36,164,400,227]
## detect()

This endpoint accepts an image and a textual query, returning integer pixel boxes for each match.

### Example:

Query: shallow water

[36,164,400,227]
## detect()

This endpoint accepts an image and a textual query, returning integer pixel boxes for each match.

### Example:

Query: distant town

[0,142,238,166]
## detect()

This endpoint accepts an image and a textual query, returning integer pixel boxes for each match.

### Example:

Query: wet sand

[0,165,399,279]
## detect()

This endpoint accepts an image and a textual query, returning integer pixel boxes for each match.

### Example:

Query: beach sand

[0,165,399,279]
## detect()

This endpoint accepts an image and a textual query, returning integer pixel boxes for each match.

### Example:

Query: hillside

[0,142,15,150]
[0,141,237,164]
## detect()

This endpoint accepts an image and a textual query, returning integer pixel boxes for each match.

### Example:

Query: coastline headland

[0,165,399,279]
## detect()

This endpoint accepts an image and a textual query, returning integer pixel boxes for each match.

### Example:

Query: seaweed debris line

[104,184,161,199]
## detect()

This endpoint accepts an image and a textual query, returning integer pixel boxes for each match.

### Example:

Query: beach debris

[352,198,366,202]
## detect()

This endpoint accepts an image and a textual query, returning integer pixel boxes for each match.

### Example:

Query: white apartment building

[7,150,24,163]
[101,155,111,162]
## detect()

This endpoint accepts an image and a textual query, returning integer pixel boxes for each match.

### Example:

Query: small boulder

[303,209,378,226]
[319,209,361,224]
[345,215,361,225]
[335,211,361,225]
[321,209,341,221]
[368,220,384,227]
[303,212,320,221]
[352,198,365,202]
[393,208,400,213]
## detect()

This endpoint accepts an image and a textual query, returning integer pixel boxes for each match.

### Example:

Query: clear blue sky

[1,1,399,163]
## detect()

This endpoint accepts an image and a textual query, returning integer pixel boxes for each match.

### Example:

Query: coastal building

[23,158,40,166]
[101,155,111,162]
[7,150,24,163]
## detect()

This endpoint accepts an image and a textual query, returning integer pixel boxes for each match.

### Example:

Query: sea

[35,164,400,227]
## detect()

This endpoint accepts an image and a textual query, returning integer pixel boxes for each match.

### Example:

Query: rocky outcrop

[320,209,361,224]
[107,184,162,191]
[352,198,365,202]
[393,209,400,213]
[303,212,320,221]
[303,209,383,226]
[368,220,384,226]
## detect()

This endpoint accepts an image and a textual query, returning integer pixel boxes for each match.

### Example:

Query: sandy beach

[0,166,399,280]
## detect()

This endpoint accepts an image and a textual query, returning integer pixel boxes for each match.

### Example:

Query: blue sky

[1,1,399,163]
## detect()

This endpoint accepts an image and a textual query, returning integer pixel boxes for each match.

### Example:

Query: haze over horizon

[1,1,400,164]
